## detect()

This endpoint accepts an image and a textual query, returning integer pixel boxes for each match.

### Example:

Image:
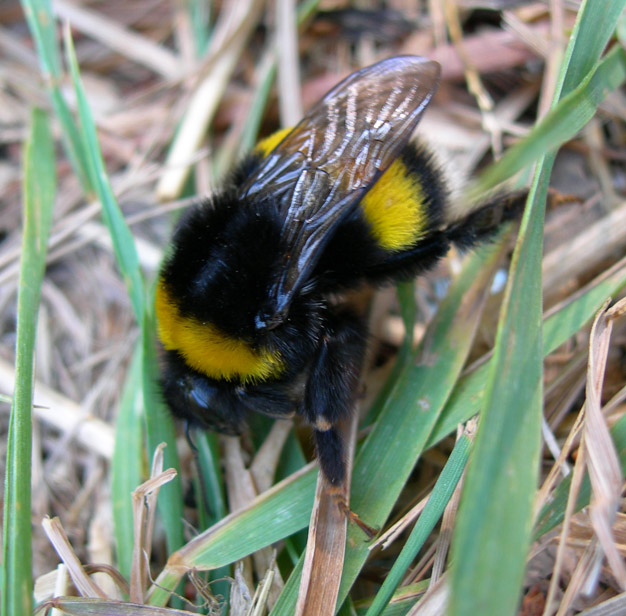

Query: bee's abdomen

[361,158,428,250]
[361,143,447,252]
[254,128,293,157]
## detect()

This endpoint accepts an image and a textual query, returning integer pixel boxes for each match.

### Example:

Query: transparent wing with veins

[240,56,441,323]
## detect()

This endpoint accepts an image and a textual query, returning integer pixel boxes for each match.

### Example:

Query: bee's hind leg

[313,425,345,485]
[302,309,377,536]
[313,425,377,537]
[301,309,366,483]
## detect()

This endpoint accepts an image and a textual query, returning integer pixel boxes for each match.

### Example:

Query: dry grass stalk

[370,492,429,551]
[576,592,626,616]
[156,0,266,200]
[0,357,114,458]
[130,444,178,602]
[247,561,275,616]
[276,0,303,126]
[38,454,178,611]
[294,485,347,616]
[294,414,358,616]
[408,574,449,616]
[249,419,293,493]
[50,563,70,616]
[39,596,203,615]
[537,0,566,118]
[422,21,547,80]
[542,202,626,298]
[583,299,626,588]
[555,540,606,616]
[54,0,181,79]
[221,429,286,607]
[444,0,500,157]
[42,516,108,599]
[543,298,626,615]
[404,541,438,588]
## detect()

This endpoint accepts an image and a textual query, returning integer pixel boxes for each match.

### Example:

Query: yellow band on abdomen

[155,282,284,383]
[361,159,428,251]
[255,127,293,157]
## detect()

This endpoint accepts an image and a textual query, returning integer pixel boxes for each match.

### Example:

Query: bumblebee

[155,56,521,486]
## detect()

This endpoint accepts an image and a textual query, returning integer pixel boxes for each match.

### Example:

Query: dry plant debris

[1,0,625,615]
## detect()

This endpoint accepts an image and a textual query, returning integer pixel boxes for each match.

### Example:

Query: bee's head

[160,351,247,433]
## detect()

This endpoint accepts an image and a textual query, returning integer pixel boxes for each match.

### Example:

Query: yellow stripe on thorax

[155,281,284,383]
[361,159,428,251]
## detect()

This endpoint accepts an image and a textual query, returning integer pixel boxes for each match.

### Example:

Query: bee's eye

[171,372,245,435]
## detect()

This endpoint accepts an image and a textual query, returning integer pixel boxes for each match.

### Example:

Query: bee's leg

[235,380,295,419]
[302,310,380,537]
[365,193,525,283]
[366,203,520,284]
[301,310,367,486]
[333,489,378,538]
[443,190,526,250]
[364,230,452,282]
[313,426,345,486]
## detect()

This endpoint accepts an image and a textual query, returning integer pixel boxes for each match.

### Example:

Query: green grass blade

[146,468,317,606]
[271,239,510,614]
[556,2,626,97]
[449,2,625,614]
[277,429,308,480]
[618,10,626,48]
[362,281,416,427]
[186,0,211,56]
[19,0,60,76]
[349,242,505,517]
[428,262,626,447]
[355,582,429,616]
[336,239,511,607]
[469,44,626,197]
[190,430,231,603]
[2,108,56,616]
[111,345,145,580]
[141,321,186,557]
[236,56,277,159]
[364,434,471,616]
[64,26,185,561]
[64,26,145,322]
[20,0,92,192]
[212,49,277,180]
[450,170,546,616]
[192,430,227,527]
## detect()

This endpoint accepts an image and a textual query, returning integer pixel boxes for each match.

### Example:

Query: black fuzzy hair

[311,141,450,290]
[160,188,284,339]
[398,142,449,230]
[315,428,345,485]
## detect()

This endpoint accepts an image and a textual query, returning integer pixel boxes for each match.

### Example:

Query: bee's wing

[241,56,440,318]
